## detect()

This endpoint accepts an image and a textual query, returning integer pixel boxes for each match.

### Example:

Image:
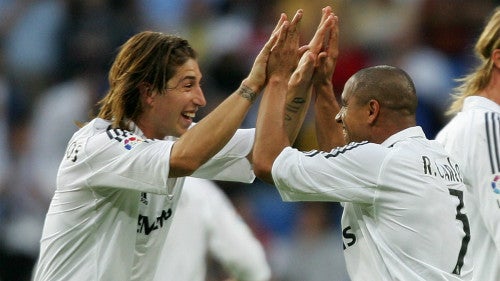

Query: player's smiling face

[150,59,206,138]
[336,77,368,144]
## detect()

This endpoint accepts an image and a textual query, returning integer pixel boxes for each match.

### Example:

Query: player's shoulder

[71,118,110,139]
[438,109,493,140]
[70,118,161,157]
[460,109,498,139]
[303,141,388,160]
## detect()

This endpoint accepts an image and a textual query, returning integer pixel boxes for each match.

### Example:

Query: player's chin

[175,123,191,137]
[176,119,192,135]
[180,114,193,127]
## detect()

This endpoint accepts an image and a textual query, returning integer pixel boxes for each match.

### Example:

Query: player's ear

[492,48,500,69]
[367,99,380,125]
[139,82,155,106]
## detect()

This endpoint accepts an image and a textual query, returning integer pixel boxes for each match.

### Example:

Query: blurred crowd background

[0,0,497,280]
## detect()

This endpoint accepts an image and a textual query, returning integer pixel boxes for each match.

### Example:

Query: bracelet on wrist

[238,84,258,103]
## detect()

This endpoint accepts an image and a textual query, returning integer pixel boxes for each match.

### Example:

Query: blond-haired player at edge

[436,7,500,281]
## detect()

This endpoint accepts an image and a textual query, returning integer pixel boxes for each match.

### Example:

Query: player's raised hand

[267,9,303,80]
[313,10,343,150]
[313,9,339,85]
[288,7,335,90]
[308,6,335,55]
[288,50,317,90]
[243,12,288,93]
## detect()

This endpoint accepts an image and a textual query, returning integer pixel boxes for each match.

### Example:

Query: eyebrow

[181,75,203,84]
[182,75,197,81]
[168,75,200,89]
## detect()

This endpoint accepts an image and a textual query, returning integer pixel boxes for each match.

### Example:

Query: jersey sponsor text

[137,208,173,235]
[342,226,356,250]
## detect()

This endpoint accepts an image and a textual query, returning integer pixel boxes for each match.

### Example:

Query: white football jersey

[154,177,271,281]
[33,118,255,281]
[272,126,472,281]
[436,96,500,281]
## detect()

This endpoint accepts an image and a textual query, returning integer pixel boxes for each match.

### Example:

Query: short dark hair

[351,65,418,116]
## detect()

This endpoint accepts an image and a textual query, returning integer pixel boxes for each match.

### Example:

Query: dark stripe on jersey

[325,141,369,158]
[485,112,500,173]
[105,125,115,139]
[304,141,369,159]
[114,128,127,142]
[304,150,321,157]
[106,125,133,142]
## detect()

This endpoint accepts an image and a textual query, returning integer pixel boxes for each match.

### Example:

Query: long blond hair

[96,31,197,129]
[447,7,500,115]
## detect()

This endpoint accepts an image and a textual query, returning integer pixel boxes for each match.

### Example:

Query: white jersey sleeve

[204,180,270,281]
[58,119,173,194]
[192,128,255,183]
[272,142,383,203]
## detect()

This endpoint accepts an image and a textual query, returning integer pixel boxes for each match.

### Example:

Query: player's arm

[206,183,271,281]
[253,10,335,184]
[283,7,332,144]
[313,8,345,151]
[246,9,304,164]
[168,13,288,178]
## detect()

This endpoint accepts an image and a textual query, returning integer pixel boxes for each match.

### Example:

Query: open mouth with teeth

[182,112,196,120]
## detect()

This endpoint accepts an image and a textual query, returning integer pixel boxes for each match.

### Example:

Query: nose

[335,106,346,123]
[194,87,206,107]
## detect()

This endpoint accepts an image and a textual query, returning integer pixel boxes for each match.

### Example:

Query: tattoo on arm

[285,97,306,121]
[238,84,257,103]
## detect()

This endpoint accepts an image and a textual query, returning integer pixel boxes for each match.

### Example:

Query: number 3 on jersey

[448,188,470,275]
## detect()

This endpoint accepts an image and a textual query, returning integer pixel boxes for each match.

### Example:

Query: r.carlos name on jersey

[422,155,463,183]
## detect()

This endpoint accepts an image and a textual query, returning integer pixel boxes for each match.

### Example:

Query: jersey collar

[381,126,426,148]
[127,120,146,138]
[126,121,197,141]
